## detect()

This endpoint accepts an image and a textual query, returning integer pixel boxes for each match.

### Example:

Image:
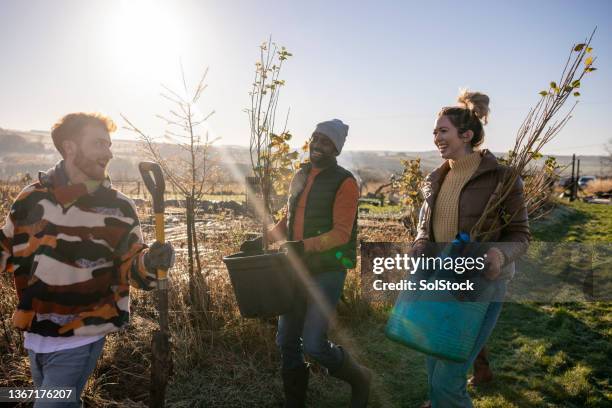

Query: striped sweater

[0,161,156,337]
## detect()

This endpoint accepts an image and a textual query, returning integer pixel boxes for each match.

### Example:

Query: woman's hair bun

[457,89,490,125]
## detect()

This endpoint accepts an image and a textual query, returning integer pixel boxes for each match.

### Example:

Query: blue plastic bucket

[385,282,490,362]
[385,233,499,362]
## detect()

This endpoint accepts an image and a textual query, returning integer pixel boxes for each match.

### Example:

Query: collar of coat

[38,160,112,207]
[421,149,501,205]
[299,157,339,174]
[290,158,340,200]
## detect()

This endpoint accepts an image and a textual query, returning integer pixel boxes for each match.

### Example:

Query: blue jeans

[276,270,346,372]
[426,281,506,408]
[28,337,106,408]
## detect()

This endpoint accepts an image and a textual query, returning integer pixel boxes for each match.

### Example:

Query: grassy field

[0,190,610,407]
[318,200,611,408]
[162,200,612,407]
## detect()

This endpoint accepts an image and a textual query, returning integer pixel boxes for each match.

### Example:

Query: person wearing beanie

[313,118,349,155]
[240,119,372,407]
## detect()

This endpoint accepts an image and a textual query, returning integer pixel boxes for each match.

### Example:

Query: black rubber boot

[329,347,372,407]
[281,363,310,408]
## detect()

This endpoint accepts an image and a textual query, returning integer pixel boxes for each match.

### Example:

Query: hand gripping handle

[138,162,167,282]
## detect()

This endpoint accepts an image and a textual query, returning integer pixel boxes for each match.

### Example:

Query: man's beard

[309,150,336,168]
[74,148,107,181]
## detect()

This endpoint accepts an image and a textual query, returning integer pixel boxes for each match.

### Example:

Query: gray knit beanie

[314,119,349,154]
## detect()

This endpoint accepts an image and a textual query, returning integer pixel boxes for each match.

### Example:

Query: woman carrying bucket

[410,90,530,407]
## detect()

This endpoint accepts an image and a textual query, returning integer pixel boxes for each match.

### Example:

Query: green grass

[317,200,612,407]
[531,200,612,242]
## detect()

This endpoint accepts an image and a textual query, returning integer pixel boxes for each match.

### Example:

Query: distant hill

[0,128,609,182]
[0,128,48,154]
[0,128,255,181]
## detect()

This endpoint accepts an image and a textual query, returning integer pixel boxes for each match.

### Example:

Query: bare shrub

[123,66,217,310]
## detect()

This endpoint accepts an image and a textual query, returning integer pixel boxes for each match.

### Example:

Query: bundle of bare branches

[471,29,598,241]
[522,155,569,220]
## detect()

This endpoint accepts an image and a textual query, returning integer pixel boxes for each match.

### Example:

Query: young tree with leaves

[471,31,598,240]
[245,39,293,250]
[395,158,425,237]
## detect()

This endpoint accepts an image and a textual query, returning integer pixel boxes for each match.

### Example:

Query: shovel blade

[149,330,172,408]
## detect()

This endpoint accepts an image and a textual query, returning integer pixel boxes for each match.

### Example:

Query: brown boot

[329,346,372,407]
[468,346,493,386]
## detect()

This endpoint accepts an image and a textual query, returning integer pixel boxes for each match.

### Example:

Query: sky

[0,0,610,155]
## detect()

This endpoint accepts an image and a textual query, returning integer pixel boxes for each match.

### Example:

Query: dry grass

[7,178,608,407]
[582,179,612,196]
[0,179,391,406]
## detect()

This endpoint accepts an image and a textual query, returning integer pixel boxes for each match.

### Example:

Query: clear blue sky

[0,0,610,154]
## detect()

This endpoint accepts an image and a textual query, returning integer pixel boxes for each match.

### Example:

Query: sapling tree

[122,66,217,308]
[395,158,425,237]
[269,132,309,198]
[246,38,292,250]
[471,30,598,240]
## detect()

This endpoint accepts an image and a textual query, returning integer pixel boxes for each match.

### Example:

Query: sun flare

[109,0,184,79]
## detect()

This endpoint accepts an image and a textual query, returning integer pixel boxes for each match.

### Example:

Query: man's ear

[461,129,474,143]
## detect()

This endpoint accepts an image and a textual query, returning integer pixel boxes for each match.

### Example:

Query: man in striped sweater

[0,113,175,407]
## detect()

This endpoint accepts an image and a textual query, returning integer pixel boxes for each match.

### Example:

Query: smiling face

[433,115,472,161]
[309,132,338,168]
[64,125,113,181]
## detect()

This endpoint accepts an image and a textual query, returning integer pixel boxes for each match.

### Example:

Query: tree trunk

[185,197,197,307]
[261,177,270,251]
[192,207,202,275]
[191,206,209,311]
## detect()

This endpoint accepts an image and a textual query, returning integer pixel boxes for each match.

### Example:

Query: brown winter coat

[413,149,531,279]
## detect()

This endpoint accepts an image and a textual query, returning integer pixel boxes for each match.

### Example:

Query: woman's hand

[484,248,504,280]
[412,239,428,258]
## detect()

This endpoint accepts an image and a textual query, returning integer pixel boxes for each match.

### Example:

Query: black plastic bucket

[223,250,297,318]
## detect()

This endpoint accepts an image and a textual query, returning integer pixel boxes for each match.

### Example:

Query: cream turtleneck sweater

[432,151,482,242]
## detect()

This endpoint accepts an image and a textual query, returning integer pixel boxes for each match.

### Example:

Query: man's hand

[279,240,305,258]
[484,247,504,281]
[240,236,263,253]
[144,242,175,276]
[12,309,35,330]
